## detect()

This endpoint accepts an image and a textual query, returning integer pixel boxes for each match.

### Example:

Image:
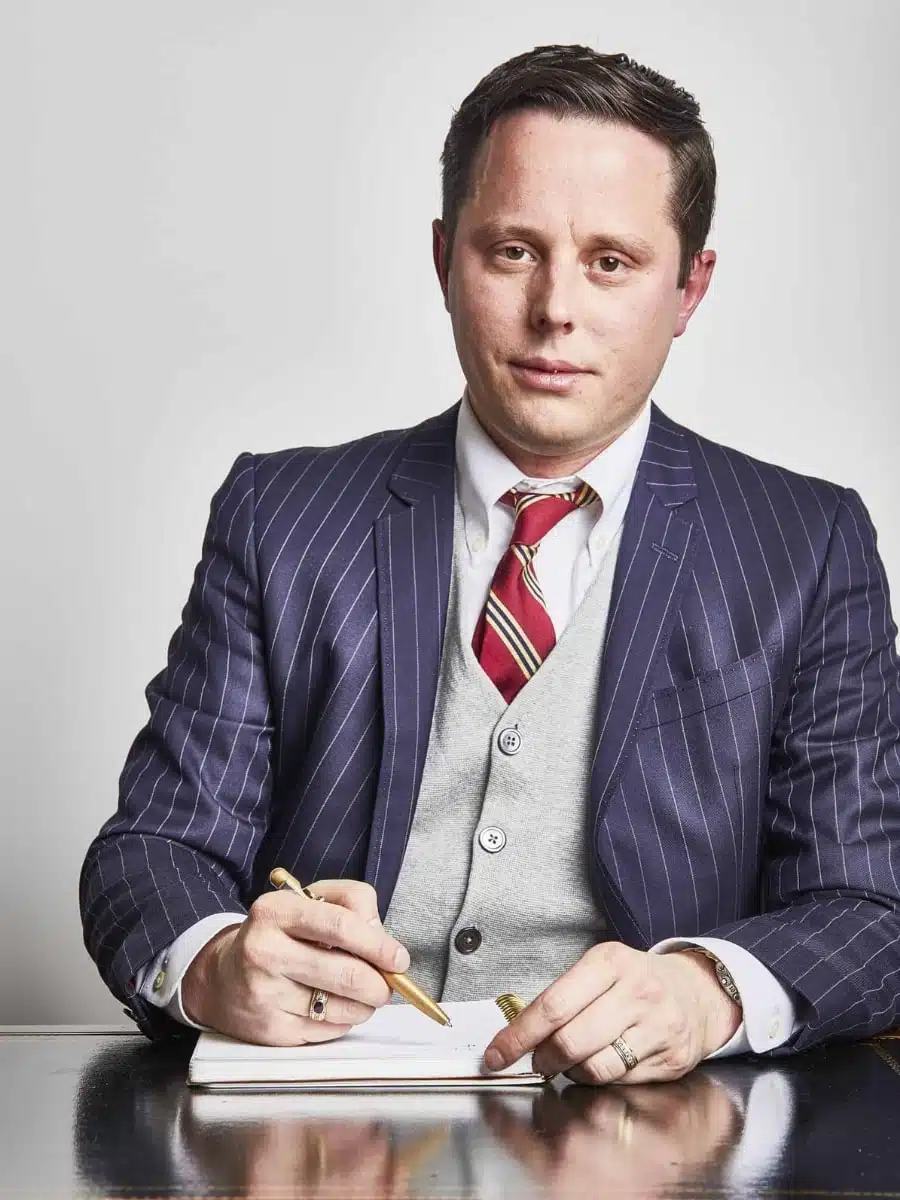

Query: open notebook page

[188,999,542,1086]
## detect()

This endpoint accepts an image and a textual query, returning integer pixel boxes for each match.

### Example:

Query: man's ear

[432,219,451,312]
[674,249,716,338]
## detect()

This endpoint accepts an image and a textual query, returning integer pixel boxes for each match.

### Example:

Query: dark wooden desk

[2,1027,900,1198]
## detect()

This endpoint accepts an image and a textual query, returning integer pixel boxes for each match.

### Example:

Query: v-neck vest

[383,494,623,1003]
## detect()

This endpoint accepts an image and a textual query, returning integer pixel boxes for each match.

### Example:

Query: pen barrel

[383,971,450,1026]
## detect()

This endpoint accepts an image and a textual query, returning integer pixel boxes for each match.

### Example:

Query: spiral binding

[495,993,525,1023]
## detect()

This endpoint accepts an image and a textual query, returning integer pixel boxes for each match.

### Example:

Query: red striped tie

[472,482,600,703]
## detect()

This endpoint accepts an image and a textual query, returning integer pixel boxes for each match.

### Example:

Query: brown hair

[439,45,716,289]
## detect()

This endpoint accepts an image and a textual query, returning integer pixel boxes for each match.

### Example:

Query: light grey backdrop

[2,0,897,1023]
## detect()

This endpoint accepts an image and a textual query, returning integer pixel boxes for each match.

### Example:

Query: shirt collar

[454,387,651,547]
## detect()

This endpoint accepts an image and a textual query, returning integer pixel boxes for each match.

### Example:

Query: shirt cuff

[135,913,248,1030]
[649,935,799,1057]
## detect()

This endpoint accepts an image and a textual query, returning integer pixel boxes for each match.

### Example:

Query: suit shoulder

[247,421,414,497]
[649,409,865,563]
[214,402,459,531]
[660,413,847,520]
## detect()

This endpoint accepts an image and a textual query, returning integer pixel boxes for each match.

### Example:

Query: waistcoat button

[478,826,506,853]
[497,727,522,755]
[454,926,482,954]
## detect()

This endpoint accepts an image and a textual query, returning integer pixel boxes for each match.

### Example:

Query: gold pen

[269,867,452,1027]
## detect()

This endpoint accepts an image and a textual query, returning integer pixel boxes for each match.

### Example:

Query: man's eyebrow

[469,221,655,259]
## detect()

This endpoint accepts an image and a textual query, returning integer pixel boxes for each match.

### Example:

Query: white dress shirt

[136,390,798,1056]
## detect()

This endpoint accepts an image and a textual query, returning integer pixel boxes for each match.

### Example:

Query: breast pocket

[624,646,780,930]
[641,645,779,730]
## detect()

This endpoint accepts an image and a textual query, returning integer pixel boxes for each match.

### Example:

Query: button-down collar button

[768,1017,780,1039]
[152,969,166,993]
[498,727,522,755]
[470,532,486,554]
[478,826,506,853]
[454,927,482,954]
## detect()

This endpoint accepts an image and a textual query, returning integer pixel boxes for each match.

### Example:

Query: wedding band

[309,988,329,1021]
[611,1035,639,1071]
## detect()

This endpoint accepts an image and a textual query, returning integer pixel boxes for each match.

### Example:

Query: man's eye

[500,246,529,262]
[596,256,623,273]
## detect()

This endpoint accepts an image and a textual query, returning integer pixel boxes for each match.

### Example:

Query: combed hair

[440,45,716,288]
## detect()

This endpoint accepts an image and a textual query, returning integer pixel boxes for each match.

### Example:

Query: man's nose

[528,262,583,333]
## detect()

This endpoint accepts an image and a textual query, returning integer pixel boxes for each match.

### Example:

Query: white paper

[188,999,541,1088]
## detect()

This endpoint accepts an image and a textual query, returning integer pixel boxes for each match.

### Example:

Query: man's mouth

[511,357,589,374]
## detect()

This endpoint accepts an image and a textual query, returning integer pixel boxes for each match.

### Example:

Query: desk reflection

[481,1076,739,1196]
[74,1038,801,1198]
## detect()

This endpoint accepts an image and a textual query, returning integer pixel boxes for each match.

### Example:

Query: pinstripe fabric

[79,401,900,1049]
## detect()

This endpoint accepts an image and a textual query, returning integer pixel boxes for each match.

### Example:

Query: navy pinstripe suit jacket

[80,401,900,1046]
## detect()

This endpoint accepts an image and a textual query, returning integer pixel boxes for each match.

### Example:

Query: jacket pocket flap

[641,646,778,729]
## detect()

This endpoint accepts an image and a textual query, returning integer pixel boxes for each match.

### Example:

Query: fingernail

[483,1047,504,1071]
[392,946,410,971]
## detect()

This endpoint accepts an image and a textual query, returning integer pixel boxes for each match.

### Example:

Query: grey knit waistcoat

[383,495,623,1004]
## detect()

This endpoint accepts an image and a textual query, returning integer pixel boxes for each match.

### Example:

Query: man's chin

[469,383,604,459]
[500,401,597,455]
[495,419,601,468]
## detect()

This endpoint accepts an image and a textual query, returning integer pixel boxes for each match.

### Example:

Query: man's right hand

[180,879,410,1046]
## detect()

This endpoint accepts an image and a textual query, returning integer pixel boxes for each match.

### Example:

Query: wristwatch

[686,948,743,1009]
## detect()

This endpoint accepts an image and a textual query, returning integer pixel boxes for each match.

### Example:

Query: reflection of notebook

[188,998,545,1091]
[186,1088,538,1123]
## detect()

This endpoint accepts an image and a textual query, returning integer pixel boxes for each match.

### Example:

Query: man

[80,45,900,1085]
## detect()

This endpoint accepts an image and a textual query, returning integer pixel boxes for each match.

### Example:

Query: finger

[283,941,391,1009]
[484,955,616,1070]
[308,879,382,924]
[233,1013,353,1047]
[564,1024,660,1087]
[601,1048,692,1086]
[531,985,634,1077]
[265,891,410,973]
[279,975,379,1025]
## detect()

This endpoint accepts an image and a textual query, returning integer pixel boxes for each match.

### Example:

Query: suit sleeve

[709,487,900,1051]
[79,453,274,1040]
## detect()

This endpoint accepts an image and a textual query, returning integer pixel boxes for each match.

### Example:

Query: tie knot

[501,482,599,548]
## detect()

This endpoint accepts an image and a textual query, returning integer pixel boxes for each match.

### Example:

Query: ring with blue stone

[309,988,329,1021]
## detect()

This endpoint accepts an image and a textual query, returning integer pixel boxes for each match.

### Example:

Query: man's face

[433,110,715,474]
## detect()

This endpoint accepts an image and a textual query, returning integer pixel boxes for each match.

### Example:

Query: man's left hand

[483,942,742,1085]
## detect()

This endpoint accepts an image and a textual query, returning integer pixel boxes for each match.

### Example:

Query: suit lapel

[589,406,700,941]
[365,403,459,915]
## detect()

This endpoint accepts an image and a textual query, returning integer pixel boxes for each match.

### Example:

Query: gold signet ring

[309,988,329,1021]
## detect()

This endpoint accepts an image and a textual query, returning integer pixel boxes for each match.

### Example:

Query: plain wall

[1,0,897,1023]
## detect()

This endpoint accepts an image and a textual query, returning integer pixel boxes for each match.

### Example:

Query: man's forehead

[474,109,672,180]
[468,110,672,211]
[462,112,675,243]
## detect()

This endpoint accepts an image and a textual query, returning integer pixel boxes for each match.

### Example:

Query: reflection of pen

[269,868,452,1027]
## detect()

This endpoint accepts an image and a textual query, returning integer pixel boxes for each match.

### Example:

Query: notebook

[188,997,545,1091]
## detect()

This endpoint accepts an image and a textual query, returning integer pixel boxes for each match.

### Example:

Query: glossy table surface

[2,1027,900,1198]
